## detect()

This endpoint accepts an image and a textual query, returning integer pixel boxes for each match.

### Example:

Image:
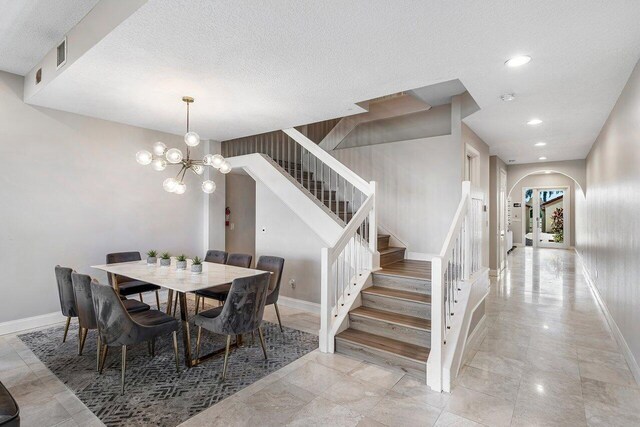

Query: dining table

[92,258,269,368]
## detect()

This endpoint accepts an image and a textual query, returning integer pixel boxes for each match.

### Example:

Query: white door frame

[521,186,570,249]
[498,169,507,271]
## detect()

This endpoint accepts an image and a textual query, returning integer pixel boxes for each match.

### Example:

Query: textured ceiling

[0,0,98,75]
[24,0,640,163]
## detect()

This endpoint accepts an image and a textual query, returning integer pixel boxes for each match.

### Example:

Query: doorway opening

[523,187,569,248]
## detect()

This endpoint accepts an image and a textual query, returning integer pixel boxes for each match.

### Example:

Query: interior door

[533,188,568,248]
[498,170,507,271]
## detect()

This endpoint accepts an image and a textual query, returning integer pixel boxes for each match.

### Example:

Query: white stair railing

[427,181,484,392]
[223,127,377,352]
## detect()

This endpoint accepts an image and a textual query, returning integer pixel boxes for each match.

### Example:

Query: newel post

[427,256,443,391]
[319,247,333,353]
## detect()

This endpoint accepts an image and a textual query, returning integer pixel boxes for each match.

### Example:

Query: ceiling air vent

[56,37,67,69]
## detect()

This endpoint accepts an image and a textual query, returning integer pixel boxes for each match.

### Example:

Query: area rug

[19,302,318,427]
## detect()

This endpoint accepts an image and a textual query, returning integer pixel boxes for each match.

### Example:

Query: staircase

[335,234,432,378]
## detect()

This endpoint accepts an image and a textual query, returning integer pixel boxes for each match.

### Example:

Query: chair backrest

[226,253,252,268]
[256,256,285,296]
[71,272,97,330]
[55,265,77,317]
[217,272,271,335]
[90,281,137,346]
[205,250,228,264]
[106,252,141,285]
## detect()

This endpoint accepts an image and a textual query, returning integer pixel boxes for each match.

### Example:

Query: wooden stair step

[350,306,430,331]
[377,234,390,250]
[376,259,432,281]
[380,246,406,266]
[336,329,429,362]
[361,286,431,304]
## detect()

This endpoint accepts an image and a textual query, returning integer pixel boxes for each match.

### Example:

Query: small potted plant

[146,250,158,265]
[191,256,203,274]
[176,254,187,270]
[160,252,171,267]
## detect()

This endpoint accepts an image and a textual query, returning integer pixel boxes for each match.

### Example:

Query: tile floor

[1,247,639,426]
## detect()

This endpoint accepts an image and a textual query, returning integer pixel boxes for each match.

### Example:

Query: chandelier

[135,96,231,194]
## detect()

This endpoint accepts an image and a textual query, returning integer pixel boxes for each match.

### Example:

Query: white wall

[225,173,256,259]
[508,173,577,246]
[0,70,218,323]
[255,182,325,303]
[331,135,461,257]
[577,58,640,379]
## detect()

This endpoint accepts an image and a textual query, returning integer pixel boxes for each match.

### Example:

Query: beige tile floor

[2,248,639,426]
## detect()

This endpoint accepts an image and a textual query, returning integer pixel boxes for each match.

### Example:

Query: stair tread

[336,329,429,362]
[379,246,405,255]
[351,306,431,331]
[376,260,432,280]
[362,286,431,304]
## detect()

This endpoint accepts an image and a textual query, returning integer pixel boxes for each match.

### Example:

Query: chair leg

[96,336,101,373]
[148,338,155,358]
[99,345,108,374]
[258,327,268,360]
[195,326,202,359]
[121,345,127,395]
[274,303,284,332]
[172,331,180,373]
[195,295,200,314]
[139,293,144,302]
[78,328,88,356]
[62,316,71,343]
[202,298,206,311]
[222,335,232,381]
[155,290,161,310]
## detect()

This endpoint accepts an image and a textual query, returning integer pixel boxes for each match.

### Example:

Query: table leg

[178,292,193,368]
[166,289,174,315]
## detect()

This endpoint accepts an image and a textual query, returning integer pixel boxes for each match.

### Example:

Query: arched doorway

[507,170,584,249]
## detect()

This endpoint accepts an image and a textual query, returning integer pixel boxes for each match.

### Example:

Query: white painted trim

[466,315,486,348]
[489,269,498,277]
[575,249,640,386]
[277,296,321,315]
[0,312,67,336]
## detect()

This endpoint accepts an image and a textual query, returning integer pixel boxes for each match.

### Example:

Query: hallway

[456,247,640,426]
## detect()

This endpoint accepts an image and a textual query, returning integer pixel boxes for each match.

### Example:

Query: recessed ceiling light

[500,93,516,102]
[539,156,547,160]
[505,55,532,68]
[527,118,543,126]
[545,171,552,174]
[534,142,546,147]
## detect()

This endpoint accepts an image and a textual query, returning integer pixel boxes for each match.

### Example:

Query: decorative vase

[147,256,157,265]
[191,264,202,274]
[176,260,187,270]
[160,258,171,267]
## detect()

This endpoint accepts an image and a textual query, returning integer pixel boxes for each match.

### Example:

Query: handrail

[283,128,373,196]
[427,181,484,392]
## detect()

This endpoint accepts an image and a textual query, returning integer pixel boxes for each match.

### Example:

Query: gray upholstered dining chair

[194,252,253,313]
[91,282,180,395]
[193,272,271,380]
[204,249,228,264]
[106,251,161,309]
[72,272,150,367]
[259,256,285,332]
[55,266,78,343]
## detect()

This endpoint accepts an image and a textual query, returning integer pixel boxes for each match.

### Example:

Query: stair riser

[362,293,430,320]
[377,235,390,251]
[335,338,425,379]
[372,274,431,295]
[349,315,430,347]
[380,248,405,266]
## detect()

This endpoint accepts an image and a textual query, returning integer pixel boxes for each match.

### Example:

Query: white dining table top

[91,259,269,293]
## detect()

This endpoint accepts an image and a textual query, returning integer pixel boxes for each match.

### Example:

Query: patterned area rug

[19,301,318,427]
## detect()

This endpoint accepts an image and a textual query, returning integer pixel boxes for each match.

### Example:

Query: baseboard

[574,249,640,386]
[0,289,173,337]
[277,296,320,314]
[489,269,498,277]
[0,312,67,336]
[405,252,437,262]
